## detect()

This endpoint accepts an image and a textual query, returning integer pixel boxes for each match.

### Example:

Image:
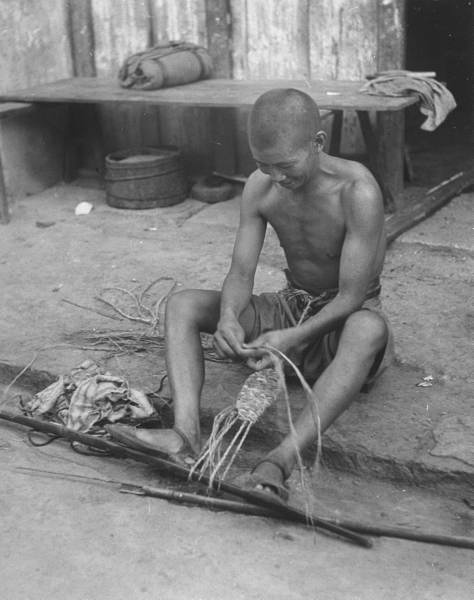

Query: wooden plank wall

[151,0,212,174]
[91,0,154,154]
[231,0,313,173]
[376,0,406,201]
[0,0,72,93]
[0,0,405,177]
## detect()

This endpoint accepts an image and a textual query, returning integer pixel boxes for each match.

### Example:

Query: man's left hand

[240,329,300,370]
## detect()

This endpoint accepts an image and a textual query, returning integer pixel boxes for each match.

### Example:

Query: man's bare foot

[106,424,200,464]
[132,428,189,454]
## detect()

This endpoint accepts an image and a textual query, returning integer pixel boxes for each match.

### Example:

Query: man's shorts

[246,285,394,391]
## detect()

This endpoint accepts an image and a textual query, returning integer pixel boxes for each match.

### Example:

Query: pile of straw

[62,277,230,362]
[62,329,229,363]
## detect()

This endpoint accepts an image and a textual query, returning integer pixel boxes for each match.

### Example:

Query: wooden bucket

[105,147,188,209]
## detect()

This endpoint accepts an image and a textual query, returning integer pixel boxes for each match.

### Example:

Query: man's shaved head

[248,88,322,151]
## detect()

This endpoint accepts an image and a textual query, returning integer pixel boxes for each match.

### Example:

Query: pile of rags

[361,70,457,131]
[21,360,155,434]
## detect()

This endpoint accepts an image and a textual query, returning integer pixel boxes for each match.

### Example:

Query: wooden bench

[0,102,35,224]
[0,78,418,216]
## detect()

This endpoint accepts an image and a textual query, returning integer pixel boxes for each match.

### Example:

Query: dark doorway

[405,0,473,186]
[406,0,473,112]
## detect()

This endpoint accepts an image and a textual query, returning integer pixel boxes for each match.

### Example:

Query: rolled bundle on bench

[118,41,213,91]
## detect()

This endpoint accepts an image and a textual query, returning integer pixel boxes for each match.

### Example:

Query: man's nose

[269,167,285,182]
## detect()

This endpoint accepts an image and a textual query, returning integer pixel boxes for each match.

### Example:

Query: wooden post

[329,111,343,156]
[375,110,405,203]
[206,0,236,175]
[65,0,105,179]
[150,0,212,176]
[0,152,9,224]
[206,0,232,77]
[376,0,406,206]
[66,0,96,77]
[357,110,396,211]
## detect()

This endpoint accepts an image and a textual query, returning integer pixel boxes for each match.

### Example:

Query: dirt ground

[0,184,473,599]
[1,411,473,600]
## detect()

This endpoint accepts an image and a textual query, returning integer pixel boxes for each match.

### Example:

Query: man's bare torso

[250,154,386,295]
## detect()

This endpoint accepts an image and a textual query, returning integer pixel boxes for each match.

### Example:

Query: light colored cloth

[22,360,155,433]
[361,70,457,131]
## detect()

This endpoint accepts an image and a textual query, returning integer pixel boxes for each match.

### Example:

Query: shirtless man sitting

[108,88,392,501]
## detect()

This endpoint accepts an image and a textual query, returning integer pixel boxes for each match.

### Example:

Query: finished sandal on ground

[105,423,197,466]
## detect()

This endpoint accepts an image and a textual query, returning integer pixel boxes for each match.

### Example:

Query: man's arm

[213,175,267,357]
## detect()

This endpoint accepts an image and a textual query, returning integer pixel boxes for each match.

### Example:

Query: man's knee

[166,289,195,317]
[342,310,388,352]
[165,289,220,330]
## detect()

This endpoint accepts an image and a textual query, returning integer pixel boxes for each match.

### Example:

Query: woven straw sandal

[234,458,290,506]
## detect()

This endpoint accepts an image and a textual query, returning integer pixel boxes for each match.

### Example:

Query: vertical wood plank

[151,0,207,45]
[0,141,10,223]
[309,0,378,154]
[375,110,405,204]
[0,0,73,93]
[231,0,311,174]
[377,0,405,72]
[229,0,248,81]
[66,0,101,177]
[309,0,377,79]
[0,0,72,205]
[205,0,236,175]
[246,0,309,78]
[91,0,151,77]
[338,0,377,155]
[66,0,96,77]
[205,0,232,77]
[91,0,158,155]
[308,0,338,80]
[235,109,254,175]
[357,110,396,210]
[150,0,212,175]
[229,0,252,174]
[376,0,406,204]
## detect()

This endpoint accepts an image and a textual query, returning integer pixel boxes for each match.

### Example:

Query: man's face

[250,138,317,190]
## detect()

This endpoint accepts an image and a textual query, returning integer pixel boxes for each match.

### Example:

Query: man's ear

[313,130,327,152]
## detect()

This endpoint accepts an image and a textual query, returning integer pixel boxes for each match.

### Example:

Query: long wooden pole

[123,484,474,549]
[16,465,474,551]
[386,167,474,244]
[0,410,371,548]
[120,483,474,549]
[0,152,10,224]
[5,411,474,550]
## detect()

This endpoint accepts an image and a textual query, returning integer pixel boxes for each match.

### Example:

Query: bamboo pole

[119,482,277,517]
[120,484,474,548]
[124,484,474,549]
[16,465,474,551]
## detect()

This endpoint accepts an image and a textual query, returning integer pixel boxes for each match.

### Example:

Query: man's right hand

[213,314,246,359]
